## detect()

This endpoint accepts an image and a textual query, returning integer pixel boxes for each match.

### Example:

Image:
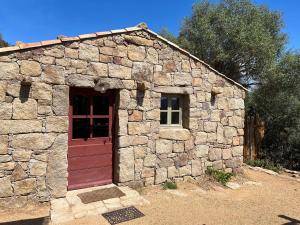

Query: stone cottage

[0,23,246,207]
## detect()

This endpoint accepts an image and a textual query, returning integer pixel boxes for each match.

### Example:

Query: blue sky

[0,0,299,50]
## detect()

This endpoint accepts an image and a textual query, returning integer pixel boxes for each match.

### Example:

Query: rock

[0,177,13,197]
[128,110,143,122]
[226,182,240,190]
[0,135,8,154]
[229,116,244,128]
[159,129,190,141]
[153,72,171,85]
[124,35,153,46]
[66,74,94,87]
[31,82,52,101]
[128,45,146,61]
[12,98,37,120]
[128,122,150,135]
[65,48,78,59]
[132,62,153,81]
[192,160,202,176]
[0,120,42,134]
[146,48,158,64]
[173,142,184,153]
[46,116,68,132]
[228,98,244,109]
[155,168,167,184]
[0,155,11,162]
[13,149,32,161]
[0,81,7,101]
[196,145,209,157]
[11,164,27,181]
[179,165,192,176]
[142,168,155,178]
[52,85,69,116]
[0,102,12,119]
[168,166,179,178]
[0,162,15,170]
[46,134,68,198]
[195,132,208,144]
[44,47,64,58]
[144,155,156,167]
[0,62,20,80]
[244,181,262,186]
[20,60,41,76]
[145,109,160,120]
[222,149,232,159]
[14,178,36,195]
[11,133,56,150]
[224,127,237,138]
[156,139,173,154]
[212,160,223,170]
[204,121,217,132]
[163,61,176,72]
[43,65,65,84]
[79,43,99,61]
[209,148,222,161]
[174,154,188,167]
[118,147,134,182]
[108,64,131,79]
[118,136,148,148]
[173,73,192,86]
[30,161,47,176]
[232,146,243,157]
[87,62,108,77]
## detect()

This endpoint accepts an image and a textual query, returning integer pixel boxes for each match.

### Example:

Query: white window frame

[160,94,182,127]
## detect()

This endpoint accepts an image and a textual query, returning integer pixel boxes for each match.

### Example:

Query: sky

[0,0,299,50]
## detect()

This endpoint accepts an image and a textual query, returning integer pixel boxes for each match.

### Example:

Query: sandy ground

[1,168,299,225]
[61,168,300,225]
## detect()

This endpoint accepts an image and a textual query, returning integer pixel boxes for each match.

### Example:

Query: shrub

[206,167,233,185]
[162,181,177,190]
[245,159,281,172]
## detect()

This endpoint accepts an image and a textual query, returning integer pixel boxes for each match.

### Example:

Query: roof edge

[0,24,247,91]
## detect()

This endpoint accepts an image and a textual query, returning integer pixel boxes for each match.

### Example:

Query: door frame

[67,87,116,190]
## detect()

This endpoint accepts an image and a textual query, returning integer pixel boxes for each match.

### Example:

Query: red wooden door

[68,88,115,190]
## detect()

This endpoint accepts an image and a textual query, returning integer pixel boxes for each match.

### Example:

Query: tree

[161,0,287,87]
[248,52,300,170]
[0,34,9,48]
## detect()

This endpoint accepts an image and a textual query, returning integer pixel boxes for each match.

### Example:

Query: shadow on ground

[0,217,49,225]
[279,215,300,225]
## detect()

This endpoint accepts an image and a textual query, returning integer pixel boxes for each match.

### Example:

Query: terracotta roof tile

[40,39,61,46]
[60,36,80,42]
[78,33,97,39]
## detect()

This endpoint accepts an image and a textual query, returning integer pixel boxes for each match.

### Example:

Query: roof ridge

[0,24,247,91]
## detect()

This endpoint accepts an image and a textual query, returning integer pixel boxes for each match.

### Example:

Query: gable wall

[0,30,245,207]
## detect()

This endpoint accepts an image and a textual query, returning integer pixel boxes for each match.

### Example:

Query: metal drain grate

[102,206,144,224]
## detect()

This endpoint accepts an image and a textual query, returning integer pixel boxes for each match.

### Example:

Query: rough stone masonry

[0,24,246,208]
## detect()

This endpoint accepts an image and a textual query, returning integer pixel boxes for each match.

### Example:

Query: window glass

[160,96,168,110]
[171,112,180,124]
[93,96,109,115]
[72,118,90,139]
[73,96,90,115]
[93,118,109,137]
[171,97,180,110]
[160,112,168,124]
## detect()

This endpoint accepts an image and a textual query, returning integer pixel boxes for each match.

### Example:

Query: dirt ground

[61,167,300,225]
[1,167,299,225]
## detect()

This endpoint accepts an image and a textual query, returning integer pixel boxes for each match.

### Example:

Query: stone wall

[0,29,245,207]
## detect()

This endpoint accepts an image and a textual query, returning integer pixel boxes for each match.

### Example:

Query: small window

[160,95,182,126]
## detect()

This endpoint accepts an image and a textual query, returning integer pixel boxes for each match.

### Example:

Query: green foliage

[248,52,300,170]
[160,0,286,87]
[158,27,179,45]
[162,181,177,190]
[245,159,281,172]
[206,167,233,185]
[0,34,9,47]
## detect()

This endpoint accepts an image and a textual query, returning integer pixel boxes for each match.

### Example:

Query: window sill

[159,127,190,141]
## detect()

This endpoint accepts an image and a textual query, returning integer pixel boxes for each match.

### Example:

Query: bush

[245,159,281,172]
[162,181,177,190]
[206,167,233,185]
